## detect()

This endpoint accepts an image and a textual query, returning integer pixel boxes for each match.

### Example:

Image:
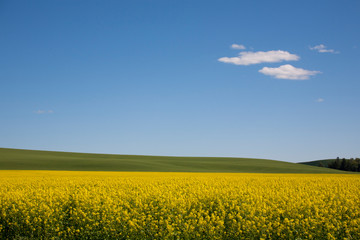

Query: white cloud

[259,64,320,80]
[34,110,54,114]
[231,44,246,50]
[310,44,338,53]
[218,50,299,66]
[316,98,324,102]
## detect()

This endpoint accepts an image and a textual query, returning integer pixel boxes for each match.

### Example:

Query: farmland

[0,149,355,239]
[0,148,343,173]
[1,171,359,239]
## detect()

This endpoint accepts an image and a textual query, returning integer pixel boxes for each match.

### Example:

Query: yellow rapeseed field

[0,171,359,239]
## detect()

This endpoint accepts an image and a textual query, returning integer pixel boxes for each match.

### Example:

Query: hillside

[0,148,344,173]
[299,159,336,167]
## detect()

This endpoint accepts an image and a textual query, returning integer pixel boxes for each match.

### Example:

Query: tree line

[326,157,360,172]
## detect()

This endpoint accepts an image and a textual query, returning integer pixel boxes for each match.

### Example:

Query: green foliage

[328,158,360,172]
[0,148,343,173]
[301,158,360,173]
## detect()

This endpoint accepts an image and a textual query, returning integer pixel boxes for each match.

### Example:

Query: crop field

[0,148,343,173]
[0,171,359,239]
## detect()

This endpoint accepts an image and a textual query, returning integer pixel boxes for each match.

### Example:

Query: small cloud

[316,98,324,102]
[310,44,338,53]
[34,110,54,114]
[218,50,299,66]
[259,64,320,80]
[231,44,246,50]
[34,110,45,114]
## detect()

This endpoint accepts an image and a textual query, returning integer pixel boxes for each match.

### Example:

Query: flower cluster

[0,171,359,239]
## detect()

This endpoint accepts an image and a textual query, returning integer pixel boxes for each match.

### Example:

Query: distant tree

[327,158,360,172]
[334,158,342,169]
[328,159,336,169]
[349,160,357,172]
[340,158,348,171]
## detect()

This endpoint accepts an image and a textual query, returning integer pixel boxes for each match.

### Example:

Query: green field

[0,148,344,173]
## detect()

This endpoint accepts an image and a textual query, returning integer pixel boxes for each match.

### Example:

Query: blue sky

[1,0,359,162]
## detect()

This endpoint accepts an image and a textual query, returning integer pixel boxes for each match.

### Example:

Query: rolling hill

[299,159,336,167]
[0,148,344,173]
